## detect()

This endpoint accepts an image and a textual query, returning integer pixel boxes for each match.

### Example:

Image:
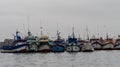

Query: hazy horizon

[0,0,120,41]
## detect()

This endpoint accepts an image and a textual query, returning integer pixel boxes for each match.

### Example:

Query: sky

[0,0,120,41]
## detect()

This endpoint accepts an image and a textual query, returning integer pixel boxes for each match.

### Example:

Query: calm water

[0,51,120,67]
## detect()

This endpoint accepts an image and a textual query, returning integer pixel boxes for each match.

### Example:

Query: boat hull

[92,44,102,50]
[0,44,28,53]
[66,45,80,52]
[51,45,65,52]
[81,43,94,52]
[102,44,114,50]
[38,45,51,53]
[113,44,120,50]
[28,44,38,52]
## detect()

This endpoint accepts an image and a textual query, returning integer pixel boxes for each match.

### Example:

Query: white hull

[66,45,80,52]
[81,43,94,52]
[114,44,120,49]
[115,45,120,48]
[92,44,102,49]
[102,44,114,49]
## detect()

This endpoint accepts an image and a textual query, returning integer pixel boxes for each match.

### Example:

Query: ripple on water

[0,51,120,67]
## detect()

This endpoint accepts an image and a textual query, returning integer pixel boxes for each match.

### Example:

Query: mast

[104,25,109,40]
[106,33,109,40]
[23,24,26,36]
[78,34,81,41]
[56,24,61,40]
[57,29,61,40]
[39,18,43,36]
[28,29,32,36]
[97,25,100,38]
[40,27,43,36]
[72,27,75,38]
[27,16,30,32]
[92,34,95,39]
[26,16,32,37]
[86,25,89,40]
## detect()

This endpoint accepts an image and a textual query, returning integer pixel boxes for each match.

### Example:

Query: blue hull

[0,43,29,53]
[51,45,65,52]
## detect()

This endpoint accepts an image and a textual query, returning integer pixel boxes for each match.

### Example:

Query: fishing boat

[90,37,102,50]
[81,42,94,52]
[102,34,114,50]
[114,35,120,50]
[51,31,65,52]
[102,42,114,50]
[81,26,94,52]
[66,44,80,52]
[26,30,38,52]
[37,36,51,52]
[91,41,102,50]
[0,31,29,53]
[77,40,85,51]
[66,28,80,52]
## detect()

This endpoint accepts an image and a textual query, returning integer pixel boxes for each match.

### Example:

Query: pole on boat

[40,27,43,36]
[86,25,89,41]
[72,27,75,38]
[56,24,61,40]
[39,18,43,36]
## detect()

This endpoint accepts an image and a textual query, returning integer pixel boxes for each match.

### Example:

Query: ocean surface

[0,50,120,67]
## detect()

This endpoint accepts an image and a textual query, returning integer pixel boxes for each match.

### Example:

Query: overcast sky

[0,0,120,41]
